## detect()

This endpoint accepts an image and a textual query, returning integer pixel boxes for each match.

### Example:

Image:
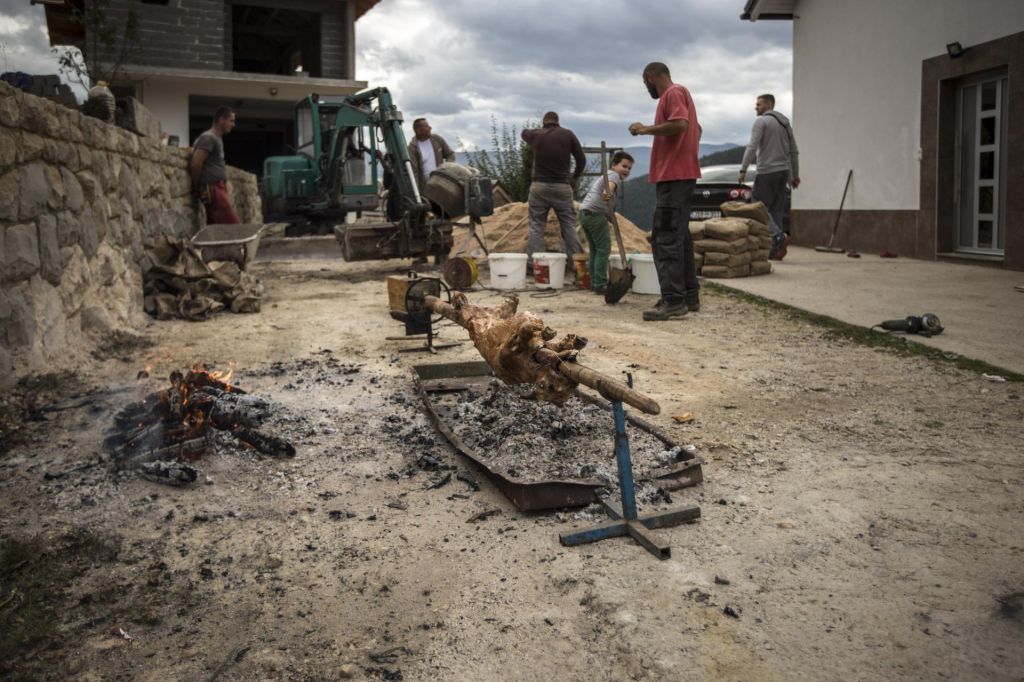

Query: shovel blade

[605,267,634,304]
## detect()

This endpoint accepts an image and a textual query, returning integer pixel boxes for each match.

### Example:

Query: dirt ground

[1,256,1022,682]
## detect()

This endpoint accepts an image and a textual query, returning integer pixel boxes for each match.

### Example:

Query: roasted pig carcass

[433,292,586,404]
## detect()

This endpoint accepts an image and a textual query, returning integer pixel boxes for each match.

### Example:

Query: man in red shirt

[629,62,701,321]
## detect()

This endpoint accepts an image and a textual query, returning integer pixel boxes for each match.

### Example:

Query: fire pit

[105,367,295,485]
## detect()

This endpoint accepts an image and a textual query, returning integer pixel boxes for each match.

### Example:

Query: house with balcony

[35,0,379,177]
[742,0,1024,270]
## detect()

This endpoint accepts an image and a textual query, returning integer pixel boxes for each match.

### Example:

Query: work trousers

[580,210,611,289]
[752,169,788,249]
[203,181,240,225]
[652,180,699,303]
[527,182,583,263]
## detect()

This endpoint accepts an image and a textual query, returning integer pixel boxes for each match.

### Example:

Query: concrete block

[116,96,161,139]
[4,223,41,281]
[61,167,84,212]
[37,214,61,286]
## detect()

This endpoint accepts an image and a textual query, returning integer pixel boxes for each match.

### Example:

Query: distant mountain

[456,143,740,175]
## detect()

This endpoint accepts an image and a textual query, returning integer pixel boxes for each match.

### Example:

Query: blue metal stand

[558,378,700,560]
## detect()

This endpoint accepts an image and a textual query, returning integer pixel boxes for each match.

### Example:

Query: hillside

[620,146,746,230]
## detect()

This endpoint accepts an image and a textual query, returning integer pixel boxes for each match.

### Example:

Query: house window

[232,5,322,77]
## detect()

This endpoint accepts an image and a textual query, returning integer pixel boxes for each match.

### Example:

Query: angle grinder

[875,313,944,337]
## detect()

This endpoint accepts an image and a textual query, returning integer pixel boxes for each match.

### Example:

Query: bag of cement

[746,235,760,251]
[694,252,704,270]
[752,249,770,262]
[701,264,751,278]
[703,217,749,242]
[750,261,772,276]
[704,251,752,267]
[694,238,749,255]
[745,220,770,237]
[758,235,773,249]
[721,200,771,225]
[689,221,705,240]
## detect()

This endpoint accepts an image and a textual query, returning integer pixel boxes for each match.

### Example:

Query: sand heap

[449,202,652,260]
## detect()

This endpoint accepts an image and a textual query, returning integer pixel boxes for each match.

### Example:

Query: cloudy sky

[356,0,793,149]
[0,0,792,148]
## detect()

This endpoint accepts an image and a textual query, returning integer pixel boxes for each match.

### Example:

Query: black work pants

[652,180,699,302]
[752,169,789,243]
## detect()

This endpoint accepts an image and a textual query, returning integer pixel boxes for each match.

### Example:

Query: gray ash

[436,379,685,484]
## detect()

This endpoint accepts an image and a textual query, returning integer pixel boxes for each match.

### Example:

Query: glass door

[957,72,1008,255]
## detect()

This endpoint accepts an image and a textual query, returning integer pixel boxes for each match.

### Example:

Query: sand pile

[449,202,652,259]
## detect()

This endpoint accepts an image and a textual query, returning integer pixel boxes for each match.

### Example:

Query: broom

[602,142,634,303]
[816,169,852,253]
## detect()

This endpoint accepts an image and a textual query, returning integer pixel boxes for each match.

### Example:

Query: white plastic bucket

[629,253,660,294]
[532,252,567,289]
[488,252,528,290]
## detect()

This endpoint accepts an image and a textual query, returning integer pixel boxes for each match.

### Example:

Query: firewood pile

[105,368,294,485]
[143,237,263,321]
[691,201,774,278]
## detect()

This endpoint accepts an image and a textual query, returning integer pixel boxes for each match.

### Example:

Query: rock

[57,210,81,248]
[723,604,741,619]
[0,126,17,169]
[0,84,21,127]
[776,521,796,529]
[19,161,63,220]
[339,663,359,678]
[0,170,19,221]
[38,214,61,285]
[18,131,46,164]
[4,223,41,281]
[736,495,750,506]
[714,575,731,585]
[61,167,84,212]
[81,305,114,334]
[0,346,13,390]
[266,553,283,569]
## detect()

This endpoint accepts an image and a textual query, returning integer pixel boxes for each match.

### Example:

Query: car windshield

[700,166,756,183]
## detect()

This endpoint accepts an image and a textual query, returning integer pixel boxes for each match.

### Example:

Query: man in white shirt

[407,118,456,190]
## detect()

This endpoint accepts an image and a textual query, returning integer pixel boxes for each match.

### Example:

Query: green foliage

[52,0,140,89]
[463,117,535,202]
[699,145,745,166]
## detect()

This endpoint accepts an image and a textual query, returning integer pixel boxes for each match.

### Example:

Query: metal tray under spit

[413,361,704,511]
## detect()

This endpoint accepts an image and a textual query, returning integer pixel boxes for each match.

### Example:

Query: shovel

[601,142,634,304]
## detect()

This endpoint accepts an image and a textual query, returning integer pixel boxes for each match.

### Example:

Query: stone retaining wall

[0,81,261,388]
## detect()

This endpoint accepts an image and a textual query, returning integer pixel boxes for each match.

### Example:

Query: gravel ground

[1,257,1022,682]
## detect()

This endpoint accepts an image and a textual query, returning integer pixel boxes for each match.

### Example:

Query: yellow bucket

[443,255,479,290]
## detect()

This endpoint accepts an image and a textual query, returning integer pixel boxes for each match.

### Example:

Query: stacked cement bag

[690,221,705,270]
[693,201,775,278]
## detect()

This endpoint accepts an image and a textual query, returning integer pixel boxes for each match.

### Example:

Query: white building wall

[792,0,1024,211]
[139,80,191,145]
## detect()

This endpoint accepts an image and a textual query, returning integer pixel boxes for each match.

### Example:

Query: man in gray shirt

[190,106,239,224]
[739,94,800,259]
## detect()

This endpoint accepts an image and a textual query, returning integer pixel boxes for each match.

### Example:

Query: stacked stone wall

[0,82,261,388]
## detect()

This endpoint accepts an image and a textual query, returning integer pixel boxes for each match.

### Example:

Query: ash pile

[105,368,296,486]
[438,379,690,484]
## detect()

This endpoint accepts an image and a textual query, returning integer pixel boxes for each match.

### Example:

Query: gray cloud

[357,0,793,151]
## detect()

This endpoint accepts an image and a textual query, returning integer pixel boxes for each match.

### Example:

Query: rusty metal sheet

[413,361,704,512]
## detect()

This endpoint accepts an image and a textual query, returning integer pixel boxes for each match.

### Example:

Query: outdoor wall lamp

[946,41,966,58]
[269,87,278,96]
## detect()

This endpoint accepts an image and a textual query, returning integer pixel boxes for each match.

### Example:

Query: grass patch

[704,282,1024,382]
[0,372,84,458]
[0,529,122,677]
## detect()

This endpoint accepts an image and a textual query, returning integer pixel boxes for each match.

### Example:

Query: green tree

[52,0,139,89]
[463,117,535,202]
